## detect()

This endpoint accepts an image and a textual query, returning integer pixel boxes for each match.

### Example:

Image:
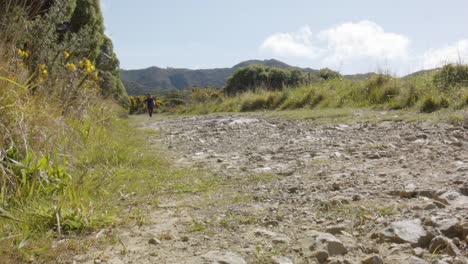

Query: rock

[433,200,447,209]
[423,203,437,210]
[460,184,468,196]
[412,247,425,257]
[440,191,468,209]
[407,256,429,264]
[436,218,464,239]
[328,258,344,264]
[373,219,432,247]
[253,228,291,244]
[361,255,383,264]
[431,260,449,264]
[271,256,293,264]
[287,186,299,193]
[326,225,347,235]
[428,236,460,257]
[310,250,329,263]
[148,237,161,245]
[201,251,247,264]
[316,232,348,256]
[301,231,348,256]
[332,182,341,191]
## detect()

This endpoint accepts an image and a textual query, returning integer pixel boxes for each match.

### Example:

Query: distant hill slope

[120,59,375,95]
[121,59,321,95]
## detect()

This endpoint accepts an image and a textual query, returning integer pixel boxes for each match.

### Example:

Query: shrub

[433,64,468,89]
[318,68,342,80]
[224,65,307,96]
[420,97,438,113]
[420,96,450,113]
[189,87,222,103]
[240,93,268,112]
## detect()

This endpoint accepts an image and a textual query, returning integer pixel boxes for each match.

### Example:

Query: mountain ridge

[121,59,430,95]
[121,59,309,95]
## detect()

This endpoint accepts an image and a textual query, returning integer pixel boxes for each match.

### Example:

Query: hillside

[121,59,322,95]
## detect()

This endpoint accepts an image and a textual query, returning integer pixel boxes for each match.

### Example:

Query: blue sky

[101,0,468,75]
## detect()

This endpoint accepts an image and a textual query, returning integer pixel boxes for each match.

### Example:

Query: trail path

[79,114,467,264]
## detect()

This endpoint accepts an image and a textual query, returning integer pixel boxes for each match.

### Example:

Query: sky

[101,0,468,75]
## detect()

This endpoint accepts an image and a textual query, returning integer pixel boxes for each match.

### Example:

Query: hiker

[144,94,156,117]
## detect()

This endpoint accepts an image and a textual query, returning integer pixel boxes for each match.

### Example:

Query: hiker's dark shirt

[144,98,155,108]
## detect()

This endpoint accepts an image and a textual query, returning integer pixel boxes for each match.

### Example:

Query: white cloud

[421,40,468,69]
[260,21,468,74]
[260,21,410,69]
[259,26,322,59]
[318,21,410,63]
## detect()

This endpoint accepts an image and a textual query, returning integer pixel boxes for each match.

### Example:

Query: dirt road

[78,114,468,264]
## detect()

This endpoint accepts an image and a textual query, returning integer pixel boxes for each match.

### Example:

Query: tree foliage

[0,0,127,103]
[318,68,342,80]
[224,65,306,96]
[433,64,468,89]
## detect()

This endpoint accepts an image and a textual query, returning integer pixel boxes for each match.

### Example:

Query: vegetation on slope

[120,59,326,95]
[134,64,468,115]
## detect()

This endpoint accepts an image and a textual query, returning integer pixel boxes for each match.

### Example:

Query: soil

[76,113,468,264]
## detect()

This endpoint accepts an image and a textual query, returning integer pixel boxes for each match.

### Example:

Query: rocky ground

[77,113,467,264]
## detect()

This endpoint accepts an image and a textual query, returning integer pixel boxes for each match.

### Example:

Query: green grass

[166,71,468,116]
[0,110,219,262]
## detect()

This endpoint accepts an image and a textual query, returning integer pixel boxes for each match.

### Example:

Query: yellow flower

[66,62,76,71]
[42,69,48,75]
[87,65,95,74]
[79,58,95,74]
[17,48,29,58]
[92,72,99,81]
[63,51,70,59]
[39,64,46,70]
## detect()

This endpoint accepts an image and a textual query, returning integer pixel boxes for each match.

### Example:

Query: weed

[187,220,206,233]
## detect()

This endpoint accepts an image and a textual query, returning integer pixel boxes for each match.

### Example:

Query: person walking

[144,94,156,117]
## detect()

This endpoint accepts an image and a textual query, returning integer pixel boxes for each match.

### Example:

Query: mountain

[402,68,439,79]
[120,59,381,95]
[232,59,295,69]
[120,59,322,95]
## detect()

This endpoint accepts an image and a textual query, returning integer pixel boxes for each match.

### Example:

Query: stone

[423,203,437,210]
[201,251,247,264]
[440,191,468,209]
[287,186,299,193]
[374,219,432,247]
[433,200,447,209]
[428,236,460,257]
[326,225,347,235]
[436,218,463,238]
[332,182,341,191]
[352,194,362,201]
[271,256,293,264]
[301,231,348,256]
[253,228,291,244]
[310,250,329,263]
[148,238,161,245]
[412,247,425,257]
[432,260,449,264]
[460,184,468,196]
[407,256,429,264]
[361,255,383,264]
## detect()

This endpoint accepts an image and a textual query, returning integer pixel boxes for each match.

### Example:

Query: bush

[224,65,307,96]
[318,68,342,80]
[433,64,468,89]
[420,96,450,113]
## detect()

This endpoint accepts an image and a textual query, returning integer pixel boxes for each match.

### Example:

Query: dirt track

[78,114,468,264]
